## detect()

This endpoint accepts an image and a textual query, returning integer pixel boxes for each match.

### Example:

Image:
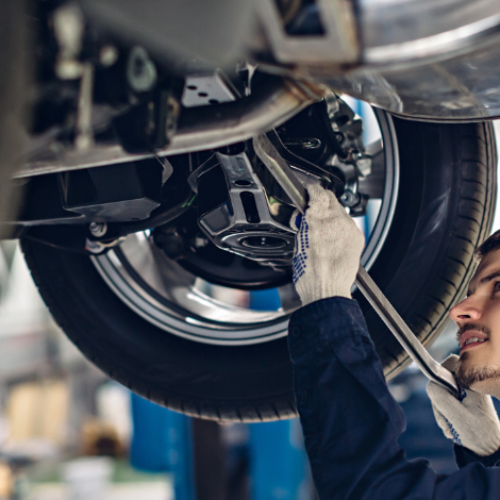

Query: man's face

[450,248,500,393]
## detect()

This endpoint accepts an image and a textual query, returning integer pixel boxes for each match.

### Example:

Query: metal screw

[89,222,107,237]
[340,190,356,206]
[52,3,84,80]
[85,238,106,254]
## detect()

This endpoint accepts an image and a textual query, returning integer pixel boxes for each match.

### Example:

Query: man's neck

[471,378,500,399]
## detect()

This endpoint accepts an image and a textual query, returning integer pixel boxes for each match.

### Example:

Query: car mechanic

[289,184,500,499]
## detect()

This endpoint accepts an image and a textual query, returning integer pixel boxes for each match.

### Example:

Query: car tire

[21,118,497,421]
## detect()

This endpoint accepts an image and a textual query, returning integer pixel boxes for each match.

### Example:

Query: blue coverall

[288,297,500,499]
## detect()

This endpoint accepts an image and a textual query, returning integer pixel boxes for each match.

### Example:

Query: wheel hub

[240,235,289,249]
[197,150,297,265]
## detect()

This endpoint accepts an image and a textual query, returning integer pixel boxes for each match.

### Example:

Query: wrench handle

[355,266,458,394]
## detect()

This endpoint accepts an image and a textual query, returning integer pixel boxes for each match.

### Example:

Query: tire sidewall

[21,119,497,419]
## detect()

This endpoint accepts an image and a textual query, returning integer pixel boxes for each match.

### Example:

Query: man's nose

[449,296,483,323]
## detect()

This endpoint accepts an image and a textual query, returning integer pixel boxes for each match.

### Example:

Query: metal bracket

[253,134,459,395]
[198,150,296,264]
[256,0,359,64]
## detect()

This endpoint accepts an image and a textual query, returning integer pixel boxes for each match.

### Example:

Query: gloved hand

[290,184,364,305]
[426,354,500,456]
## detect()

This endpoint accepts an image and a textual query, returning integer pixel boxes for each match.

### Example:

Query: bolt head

[89,222,108,237]
[100,45,119,67]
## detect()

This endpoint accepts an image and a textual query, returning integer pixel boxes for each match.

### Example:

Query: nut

[89,222,108,238]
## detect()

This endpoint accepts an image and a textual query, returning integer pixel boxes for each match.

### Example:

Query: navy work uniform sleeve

[455,444,500,469]
[288,297,500,500]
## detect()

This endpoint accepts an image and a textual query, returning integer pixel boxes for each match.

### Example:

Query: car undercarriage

[1,0,499,419]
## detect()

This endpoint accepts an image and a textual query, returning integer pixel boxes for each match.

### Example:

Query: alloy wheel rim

[92,108,399,345]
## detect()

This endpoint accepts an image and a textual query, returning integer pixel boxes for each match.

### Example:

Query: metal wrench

[253,134,459,395]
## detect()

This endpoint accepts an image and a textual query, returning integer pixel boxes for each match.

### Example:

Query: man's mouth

[459,330,489,352]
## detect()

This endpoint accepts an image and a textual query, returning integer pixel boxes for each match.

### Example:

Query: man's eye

[494,281,500,292]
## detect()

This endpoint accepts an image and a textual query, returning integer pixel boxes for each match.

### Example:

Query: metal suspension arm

[16,77,322,179]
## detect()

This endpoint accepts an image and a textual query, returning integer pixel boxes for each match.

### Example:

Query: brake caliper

[325,92,372,216]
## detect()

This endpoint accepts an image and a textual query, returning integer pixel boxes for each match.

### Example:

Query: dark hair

[475,229,500,261]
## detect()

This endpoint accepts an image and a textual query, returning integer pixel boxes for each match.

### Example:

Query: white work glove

[426,355,500,456]
[290,184,364,306]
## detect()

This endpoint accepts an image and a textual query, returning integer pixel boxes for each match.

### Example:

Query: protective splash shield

[258,0,500,121]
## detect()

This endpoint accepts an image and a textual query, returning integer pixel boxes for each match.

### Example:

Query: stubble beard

[455,322,500,389]
[456,351,500,389]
